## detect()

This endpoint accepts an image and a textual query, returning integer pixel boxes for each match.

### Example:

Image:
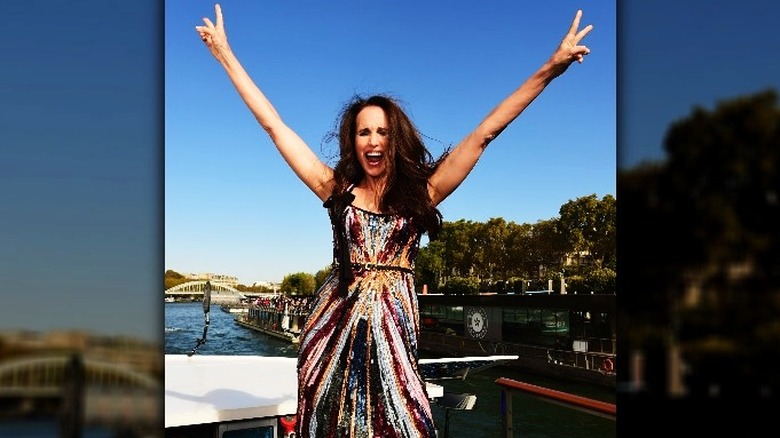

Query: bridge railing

[495,377,615,437]
[165,280,245,298]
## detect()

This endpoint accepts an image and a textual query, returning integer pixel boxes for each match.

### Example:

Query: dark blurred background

[618,0,780,433]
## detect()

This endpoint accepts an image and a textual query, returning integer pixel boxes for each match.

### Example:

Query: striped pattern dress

[296,204,436,437]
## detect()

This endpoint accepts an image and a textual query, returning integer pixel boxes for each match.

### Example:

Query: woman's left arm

[428,10,593,206]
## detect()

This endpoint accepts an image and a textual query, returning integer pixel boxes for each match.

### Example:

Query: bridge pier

[59,354,84,438]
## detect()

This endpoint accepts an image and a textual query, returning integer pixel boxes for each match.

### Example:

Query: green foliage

[440,277,480,295]
[558,194,616,269]
[565,268,616,294]
[314,266,333,291]
[164,270,189,290]
[415,239,445,293]
[415,193,616,292]
[586,268,616,294]
[235,283,274,293]
[165,269,184,279]
[280,272,317,295]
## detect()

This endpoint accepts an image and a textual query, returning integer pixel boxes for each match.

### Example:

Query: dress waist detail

[335,262,415,275]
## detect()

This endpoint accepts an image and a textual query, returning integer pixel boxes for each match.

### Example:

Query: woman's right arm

[196,4,334,202]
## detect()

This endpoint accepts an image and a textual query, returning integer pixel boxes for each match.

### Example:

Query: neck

[357,176,386,212]
[361,175,386,194]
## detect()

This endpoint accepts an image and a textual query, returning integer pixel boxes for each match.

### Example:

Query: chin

[362,165,387,179]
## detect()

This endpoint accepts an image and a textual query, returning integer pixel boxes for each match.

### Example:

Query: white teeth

[367,152,382,157]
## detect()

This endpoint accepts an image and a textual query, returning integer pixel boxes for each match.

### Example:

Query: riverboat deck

[164,354,446,436]
[164,353,617,437]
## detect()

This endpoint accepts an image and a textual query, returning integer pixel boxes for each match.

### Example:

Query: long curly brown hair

[328,94,443,238]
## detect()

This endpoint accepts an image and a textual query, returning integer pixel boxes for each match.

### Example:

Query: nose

[368,132,380,146]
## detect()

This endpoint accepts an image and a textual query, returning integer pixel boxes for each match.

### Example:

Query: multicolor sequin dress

[295,198,436,437]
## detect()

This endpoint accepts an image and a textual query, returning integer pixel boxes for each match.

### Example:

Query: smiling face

[354,105,390,181]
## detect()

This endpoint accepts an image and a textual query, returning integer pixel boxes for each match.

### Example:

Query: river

[165,302,616,437]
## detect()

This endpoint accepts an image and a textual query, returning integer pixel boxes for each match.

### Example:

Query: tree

[314,266,333,291]
[440,220,480,279]
[505,222,534,278]
[558,194,616,269]
[280,272,316,295]
[440,277,480,295]
[478,218,511,280]
[619,89,780,394]
[527,218,568,274]
[164,270,189,290]
[663,89,779,273]
[416,239,445,293]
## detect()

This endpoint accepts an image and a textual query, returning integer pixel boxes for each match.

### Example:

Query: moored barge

[417,292,617,387]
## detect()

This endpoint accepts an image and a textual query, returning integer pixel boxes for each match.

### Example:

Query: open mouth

[365,151,384,165]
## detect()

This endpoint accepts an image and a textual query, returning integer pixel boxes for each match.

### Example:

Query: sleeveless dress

[295,201,436,437]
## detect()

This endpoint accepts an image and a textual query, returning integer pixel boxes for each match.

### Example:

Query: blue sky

[165,0,617,285]
[3,1,160,341]
[620,1,780,168]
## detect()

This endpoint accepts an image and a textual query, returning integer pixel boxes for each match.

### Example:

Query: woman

[196,4,592,437]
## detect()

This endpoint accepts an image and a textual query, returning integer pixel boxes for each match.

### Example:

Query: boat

[165,293,616,436]
[417,292,617,387]
[165,296,175,303]
[219,302,249,314]
[164,353,518,437]
[232,295,312,345]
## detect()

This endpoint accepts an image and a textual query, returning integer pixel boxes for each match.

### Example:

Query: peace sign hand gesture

[549,10,593,78]
[195,4,231,61]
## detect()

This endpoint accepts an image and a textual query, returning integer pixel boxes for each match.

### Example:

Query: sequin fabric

[296,204,436,437]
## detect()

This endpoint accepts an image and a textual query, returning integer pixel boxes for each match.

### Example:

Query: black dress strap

[323,185,356,297]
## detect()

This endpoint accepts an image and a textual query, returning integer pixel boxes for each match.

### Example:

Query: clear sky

[620,1,780,168]
[164,0,617,285]
[3,1,160,341]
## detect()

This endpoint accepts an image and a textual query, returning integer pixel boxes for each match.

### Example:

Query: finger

[567,10,582,36]
[574,24,593,43]
[215,4,223,30]
[202,17,215,29]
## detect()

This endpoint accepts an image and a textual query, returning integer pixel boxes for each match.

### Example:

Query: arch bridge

[165,280,247,304]
[0,355,158,396]
[0,354,159,431]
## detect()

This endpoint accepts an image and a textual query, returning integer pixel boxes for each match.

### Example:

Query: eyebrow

[357,126,388,134]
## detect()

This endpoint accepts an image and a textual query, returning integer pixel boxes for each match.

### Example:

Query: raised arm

[428,10,593,206]
[196,4,335,202]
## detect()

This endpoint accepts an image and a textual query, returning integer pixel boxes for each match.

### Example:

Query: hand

[195,4,230,60]
[549,10,593,77]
